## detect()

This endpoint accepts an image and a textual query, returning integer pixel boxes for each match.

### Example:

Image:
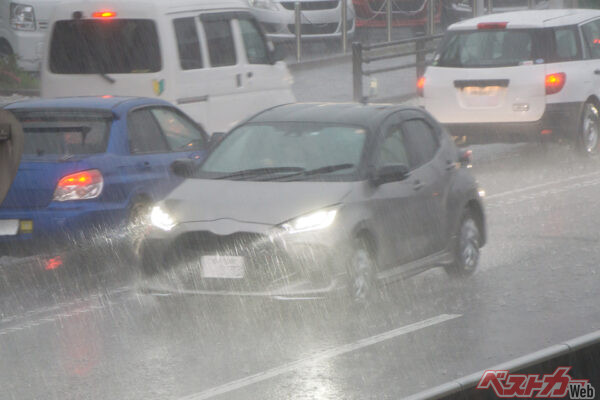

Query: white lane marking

[485,170,600,201]
[178,314,461,400]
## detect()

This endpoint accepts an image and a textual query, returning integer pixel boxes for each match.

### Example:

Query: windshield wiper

[275,163,355,181]
[216,167,305,180]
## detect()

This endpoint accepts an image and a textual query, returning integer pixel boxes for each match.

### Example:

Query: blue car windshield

[15,111,111,157]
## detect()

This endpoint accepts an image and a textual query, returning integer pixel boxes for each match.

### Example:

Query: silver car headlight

[10,3,36,31]
[281,207,339,235]
[248,0,279,11]
[150,205,176,231]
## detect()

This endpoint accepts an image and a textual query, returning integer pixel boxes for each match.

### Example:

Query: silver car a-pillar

[0,109,24,205]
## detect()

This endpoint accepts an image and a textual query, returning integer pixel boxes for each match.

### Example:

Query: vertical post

[416,38,425,78]
[341,0,348,53]
[387,0,392,42]
[486,0,493,14]
[427,0,436,36]
[352,42,363,102]
[528,0,535,8]
[474,0,485,16]
[295,2,301,62]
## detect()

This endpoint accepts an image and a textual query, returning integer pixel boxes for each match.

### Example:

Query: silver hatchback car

[248,0,355,43]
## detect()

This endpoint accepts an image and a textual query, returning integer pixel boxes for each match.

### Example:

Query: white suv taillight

[10,3,36,31]
[417,76,425,97]
[53,170,104,202]
[545,73,566,95]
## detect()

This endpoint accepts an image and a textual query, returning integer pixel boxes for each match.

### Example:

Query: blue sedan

[0,96,209,256]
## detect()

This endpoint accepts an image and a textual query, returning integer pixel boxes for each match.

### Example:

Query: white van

[0,0,56,71]
[40,0,295,133]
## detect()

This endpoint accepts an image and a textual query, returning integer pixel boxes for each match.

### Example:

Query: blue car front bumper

[0,200,131,254]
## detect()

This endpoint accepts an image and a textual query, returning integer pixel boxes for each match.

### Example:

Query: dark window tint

[17,112,110,156]
[174,17,203,70]
[204,20,236,67]
[377,126,409,167]
[581,19,600,59]
[401,119,438,169]
[128,109,169,154]
[239,19,270,64]
[150,108,207,151]
[436,29,545,68]
[552,27,580,61]
[50,19,161,74]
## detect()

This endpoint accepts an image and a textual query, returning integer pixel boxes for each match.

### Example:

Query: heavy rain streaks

[1,2,600,400]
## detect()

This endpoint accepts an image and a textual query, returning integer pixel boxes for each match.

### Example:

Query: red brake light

[54,170,104,202]
[92,11,117,18]
[45,256,63,271]
[545,73,566,95]
[477,22,507,30]
[417,76,425,97]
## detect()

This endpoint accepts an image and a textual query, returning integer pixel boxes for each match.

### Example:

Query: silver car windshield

[199,122,368,180]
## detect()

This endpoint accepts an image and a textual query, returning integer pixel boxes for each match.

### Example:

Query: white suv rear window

[435,29,543,68]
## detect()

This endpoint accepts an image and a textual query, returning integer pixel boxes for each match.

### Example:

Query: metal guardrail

[404,329,600,400]
[352,33,443,102]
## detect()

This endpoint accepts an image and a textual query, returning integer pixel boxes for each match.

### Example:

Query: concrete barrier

[405,330,600,400]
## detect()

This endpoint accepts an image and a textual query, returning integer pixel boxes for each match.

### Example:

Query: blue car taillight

[53,169,104,202]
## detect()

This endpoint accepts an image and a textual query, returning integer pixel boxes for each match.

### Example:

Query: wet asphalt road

[0,141,599,400]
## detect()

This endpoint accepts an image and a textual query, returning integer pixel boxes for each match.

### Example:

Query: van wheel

[0,41,13,60]
[446,212,480,278]
[576,102,600,156]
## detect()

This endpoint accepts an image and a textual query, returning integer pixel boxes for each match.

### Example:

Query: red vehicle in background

[352,0,443,33]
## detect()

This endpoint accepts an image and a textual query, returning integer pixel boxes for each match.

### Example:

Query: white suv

[421,9,600,155]
[0,0,55,71]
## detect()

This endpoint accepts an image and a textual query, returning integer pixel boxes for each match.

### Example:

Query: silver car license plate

[201,256,245,279]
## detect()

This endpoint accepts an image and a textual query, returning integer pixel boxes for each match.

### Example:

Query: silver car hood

[162,179,354,227]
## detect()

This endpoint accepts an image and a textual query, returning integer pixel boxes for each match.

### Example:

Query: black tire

[575,102,600,157]
[347,238,378,304]
[445,211,481,278]
[0,40,13,60]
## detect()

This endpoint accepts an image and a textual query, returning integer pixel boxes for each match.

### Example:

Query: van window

[203,20,237,67]
[581,19,600,59]
[435,29,544,68]
[49,19,161,74]
[174,17,203,70]
[239,19,270,65]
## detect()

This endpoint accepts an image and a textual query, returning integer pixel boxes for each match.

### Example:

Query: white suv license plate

[0,220,19,236]
[201,256,245,279]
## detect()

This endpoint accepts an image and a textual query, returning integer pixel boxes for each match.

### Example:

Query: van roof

[52,0,249,18]
[449,9,600,30]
